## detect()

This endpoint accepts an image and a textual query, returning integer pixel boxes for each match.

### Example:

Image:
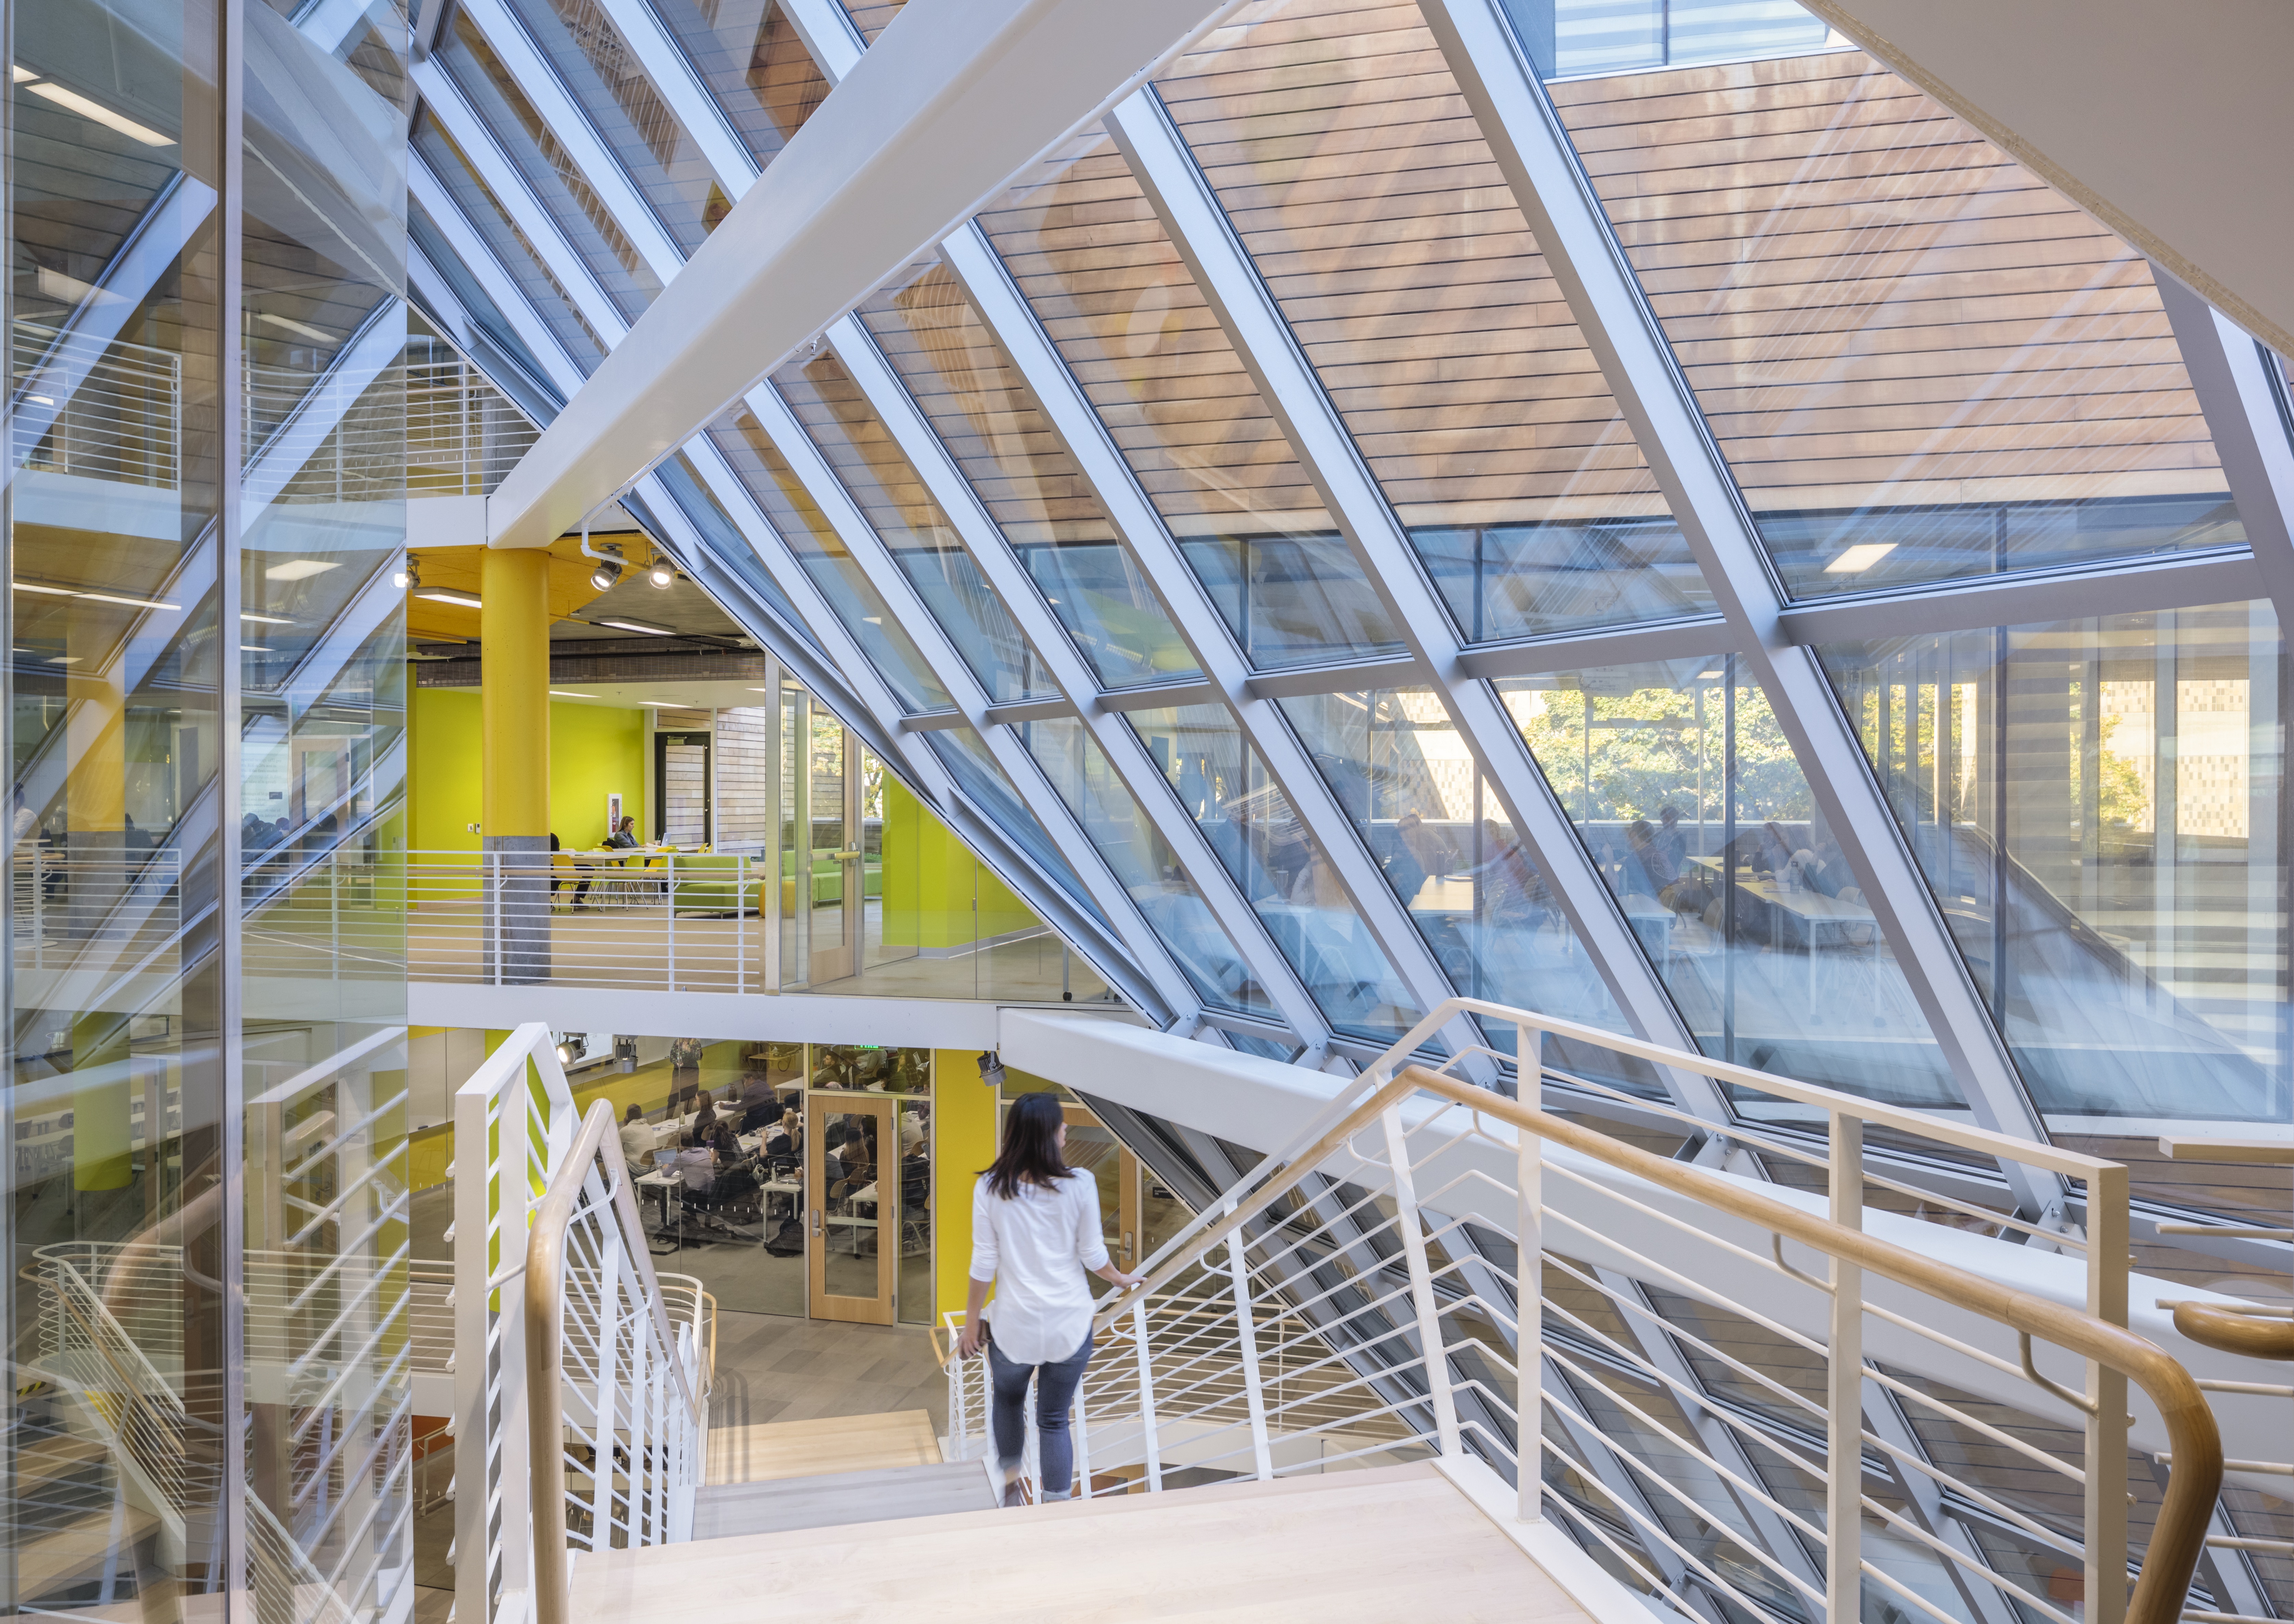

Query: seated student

[675,1132,716,1194]
[617,1102,655,1174]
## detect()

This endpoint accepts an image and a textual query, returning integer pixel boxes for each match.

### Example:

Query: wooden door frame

[806,1093,897,1324]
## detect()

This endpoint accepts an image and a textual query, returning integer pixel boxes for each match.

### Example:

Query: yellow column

[67,602,132,1190]
[932,1051,1000,1321]
[481,547,551,839]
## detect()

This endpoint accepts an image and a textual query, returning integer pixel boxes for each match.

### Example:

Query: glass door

[802,705,855,983]
[807,1094,897,1323]
[1061,1102,1140,1272]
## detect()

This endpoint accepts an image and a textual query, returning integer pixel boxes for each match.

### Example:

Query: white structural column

[1104,88,1727,1114]
[2153,272,2294,620]
[737,374,1202,1021]
[1422,0,2060,1199]
[827,311,1336,1048]
[485,0,1250,549]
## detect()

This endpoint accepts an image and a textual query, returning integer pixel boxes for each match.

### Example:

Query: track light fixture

[395,554,419,591]
[647,560,675,589]
[588,545,624,592]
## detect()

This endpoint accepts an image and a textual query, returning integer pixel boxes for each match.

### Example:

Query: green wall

[408,683,646,853]
[881,777,1035,949]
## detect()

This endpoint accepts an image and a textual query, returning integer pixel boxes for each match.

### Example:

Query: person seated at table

[834,1119,876,1196]
[674,1133,716,1210]
[691,1089,719,1143]
[607,816,638,849]
[618,1102,655,1174]
[1622,819,1676,903]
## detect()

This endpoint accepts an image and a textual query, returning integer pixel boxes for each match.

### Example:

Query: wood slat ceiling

[1547,50,2229,516]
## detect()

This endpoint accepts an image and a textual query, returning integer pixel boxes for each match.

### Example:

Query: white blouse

[969,1171,1109,1365]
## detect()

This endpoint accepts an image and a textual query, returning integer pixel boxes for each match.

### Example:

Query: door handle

[834,848,862,860]
[810,1208,822,1236]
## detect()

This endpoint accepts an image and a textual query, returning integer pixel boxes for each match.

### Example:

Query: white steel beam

[486,0,1248,549]
[828,309,1334,1049]
[1424,0,2060,1202]
[739,373,1200,1020]
[2153,272,2294,624]
[1105,89,1719,1108]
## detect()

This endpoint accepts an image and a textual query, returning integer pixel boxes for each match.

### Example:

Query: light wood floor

[575,1461,1591,1623]
[706,1311,950,1436]
[706,1407,942,1486]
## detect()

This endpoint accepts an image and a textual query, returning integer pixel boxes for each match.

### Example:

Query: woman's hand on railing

[955,1318,985,1361]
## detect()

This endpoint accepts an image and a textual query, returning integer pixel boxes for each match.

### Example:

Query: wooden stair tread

[693,1460,998,1541]
[582,1462,1593,1622]
[703,1408,942,1486]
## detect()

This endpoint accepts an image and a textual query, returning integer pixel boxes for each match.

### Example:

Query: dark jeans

[987,1327,1095,1501]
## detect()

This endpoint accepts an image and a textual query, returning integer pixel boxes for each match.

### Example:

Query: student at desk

[618,1103,654,1173]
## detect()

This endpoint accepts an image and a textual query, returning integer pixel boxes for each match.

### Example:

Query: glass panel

[841,0,904,44]
[10,0,234,1598]
[1159,0,1711,641]
[974,125,1402,668]
[433,10,665,320]
[770,354,1055,702]
[1278,689,1663,1088]
[1021,716,1274,1015]
[807,706,847,967]
[922,726,1111,933]
[638,455,823,651]
[855,256,1202,688]
[644,0,829,169]
[1543,51,2243,598]
[1819,602,2286,1130]
[1496,662,1963,1109]
[818,1104,889,1299]
[407,198,563,405]
[706,408,953,712]
[1124,704,1421,1039]
[411,108,608,373]
[498,0,734,249]
[808,1043,931,1092]
[1506,0,1834,80]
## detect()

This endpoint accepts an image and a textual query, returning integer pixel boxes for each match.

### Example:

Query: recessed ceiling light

[26,80,171,146]
[549,690,598,699]
[746,687,771,693]
[13,582,74,597]
[266,559,338,581]
[12,65,38,83]
[45,655,80,664]
[256,312,331,344]
[862,616,882,625]
[415,589,485,609]
[240,645,270,653]
[82,591,178,611]
[241,612,293,625]
[1823,542,1897,574]
[596,618,673,636]
[1698,669,1722,679]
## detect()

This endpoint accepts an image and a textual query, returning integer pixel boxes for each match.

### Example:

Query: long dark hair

[983,1092,1069,1200]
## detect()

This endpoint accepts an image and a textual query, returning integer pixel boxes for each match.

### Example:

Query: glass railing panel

[1538,47,2243,598]
[497,0,734,249]
[1817,600,2285,1130]
[433,8,665,320]
[974,124,1403,669]
[705,408,953,712]
[770,353,1056,703]
[855,256,1202,689]
[920,725,1111,934]
[1493,661,1963,1110]
[1123,703,1422,1039]
[645,0,828,168]
[1157,0,1713,642]
[1019,716,1275,1015]
[411,108,608,374]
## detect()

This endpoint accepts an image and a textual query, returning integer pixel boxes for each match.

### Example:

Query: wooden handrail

[1087,1062,2221,1624]
[526,1100,706,1624]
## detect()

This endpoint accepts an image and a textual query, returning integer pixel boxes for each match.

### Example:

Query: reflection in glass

[1820,602,2287,1125]
[770,353,1055,702]
[922,726,1109,934]
[707,410,954,713]
[497,0,735,248]
[645,0,828,168]
[1497,664,1961,1109]
[1279,689,1653,1082]
[974,126,1401,668]
[1021,717,1273,1016]
[1502,0,1832,79]
[1125,705,1419,1038]
[1542,51,2243,598]
[856,257,1201,688]
[1158,0,1711,643]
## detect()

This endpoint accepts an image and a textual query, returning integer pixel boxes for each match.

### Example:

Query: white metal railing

[407,849,778,992]
[451,1022,580,1624]
[524,1101,712,1624]
[12,318,183,486]
[10,848,185,978]
[942,999,2221,1624]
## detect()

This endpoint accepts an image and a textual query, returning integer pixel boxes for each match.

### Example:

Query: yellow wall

[883,779,1037,950]
[410,686,646,853]
[932,1048,999,1322]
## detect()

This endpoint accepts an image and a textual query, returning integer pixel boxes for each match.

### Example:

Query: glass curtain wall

[8,0,412,1614]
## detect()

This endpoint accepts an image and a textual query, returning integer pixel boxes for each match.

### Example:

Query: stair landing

[586,1461,1603,1623]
